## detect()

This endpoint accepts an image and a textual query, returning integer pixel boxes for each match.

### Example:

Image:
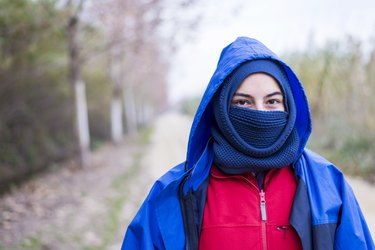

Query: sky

[167,0,375,104]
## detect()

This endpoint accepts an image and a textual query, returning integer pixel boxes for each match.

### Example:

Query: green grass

[90,151,142,250]
[83,128,150,250]
[138,126,153,145]
[19,235,43,249]
[309,134,375,180]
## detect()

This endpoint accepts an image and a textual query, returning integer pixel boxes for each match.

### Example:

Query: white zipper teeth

[260,190,267,221]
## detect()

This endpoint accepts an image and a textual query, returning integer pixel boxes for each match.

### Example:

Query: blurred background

[1,0,375,249]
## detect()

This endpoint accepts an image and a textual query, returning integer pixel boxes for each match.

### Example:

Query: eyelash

[232,99,252,106]
[267,99,282,105]
[232,99,282,105]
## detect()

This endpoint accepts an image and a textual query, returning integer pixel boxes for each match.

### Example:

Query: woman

[121,37,374,249]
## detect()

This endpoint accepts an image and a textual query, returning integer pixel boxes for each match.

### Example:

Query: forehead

[236,73,282,94]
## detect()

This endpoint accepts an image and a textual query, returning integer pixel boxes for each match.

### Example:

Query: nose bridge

[254,98,266,111]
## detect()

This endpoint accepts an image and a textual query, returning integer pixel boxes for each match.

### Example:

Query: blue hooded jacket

[122,37,374,250]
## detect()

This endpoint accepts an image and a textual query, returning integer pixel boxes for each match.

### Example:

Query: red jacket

[199,165,302,250]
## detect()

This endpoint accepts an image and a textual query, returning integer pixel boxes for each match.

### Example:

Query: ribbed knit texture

[212,59,300,174]
[230,107,288,148]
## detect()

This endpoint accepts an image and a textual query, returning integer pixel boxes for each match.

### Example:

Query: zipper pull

[260,189,267,221]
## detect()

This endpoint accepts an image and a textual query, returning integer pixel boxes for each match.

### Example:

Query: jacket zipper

[178,171,193,250]
[260,189,268,250]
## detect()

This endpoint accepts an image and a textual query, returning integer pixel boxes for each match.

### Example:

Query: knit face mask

[229,106,289,150]
[212,59,300,174]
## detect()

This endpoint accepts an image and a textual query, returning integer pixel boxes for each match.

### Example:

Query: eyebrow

[233,91,283,98]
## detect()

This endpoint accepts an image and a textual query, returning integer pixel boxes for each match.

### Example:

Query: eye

[265,97,284,110]
[232,99,252,107]
[267,99,281,105]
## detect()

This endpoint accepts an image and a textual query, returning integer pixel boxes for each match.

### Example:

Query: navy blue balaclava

[212,59,300,174]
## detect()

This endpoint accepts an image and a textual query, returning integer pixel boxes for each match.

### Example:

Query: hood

[185,37,312,171]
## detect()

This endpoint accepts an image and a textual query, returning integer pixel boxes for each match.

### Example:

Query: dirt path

[0,139,145,250]
[0,111,374,250]
[0,111,193,250]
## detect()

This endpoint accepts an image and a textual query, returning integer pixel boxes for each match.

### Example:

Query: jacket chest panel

[199,166,302,250]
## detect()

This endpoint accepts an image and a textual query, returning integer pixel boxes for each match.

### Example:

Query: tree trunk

[74,79,90,163]
[111,90,124,144]
[109,47,124,143]
[123,87,138,136]
[67,3,90,167]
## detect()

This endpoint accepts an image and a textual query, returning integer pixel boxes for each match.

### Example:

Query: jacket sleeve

[334,178,375,250]
[297,150,374,249]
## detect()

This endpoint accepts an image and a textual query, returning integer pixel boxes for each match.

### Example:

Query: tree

[0,0,77,190]
[66,0,91,166]
[90,0,198,141]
